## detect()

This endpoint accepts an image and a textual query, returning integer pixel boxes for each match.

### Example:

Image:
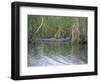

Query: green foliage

[28,15,87,44]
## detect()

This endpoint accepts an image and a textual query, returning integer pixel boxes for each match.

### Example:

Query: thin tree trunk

[35,17,44,33]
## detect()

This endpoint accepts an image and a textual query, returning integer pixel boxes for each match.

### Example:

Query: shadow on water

[28,41,87,66]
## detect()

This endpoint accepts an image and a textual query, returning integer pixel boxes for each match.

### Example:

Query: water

[28,41,87,66]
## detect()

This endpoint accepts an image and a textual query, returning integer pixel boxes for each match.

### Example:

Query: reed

[28,15,87,44]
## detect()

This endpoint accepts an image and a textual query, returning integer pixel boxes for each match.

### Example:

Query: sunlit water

[28,41,87,66]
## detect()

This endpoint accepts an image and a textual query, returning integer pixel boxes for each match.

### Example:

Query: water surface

[28,41,87,66]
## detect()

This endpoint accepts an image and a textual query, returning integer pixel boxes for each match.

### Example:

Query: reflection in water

[28,41,87,66]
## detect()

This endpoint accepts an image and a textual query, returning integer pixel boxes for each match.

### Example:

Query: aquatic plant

[28,15,87,44]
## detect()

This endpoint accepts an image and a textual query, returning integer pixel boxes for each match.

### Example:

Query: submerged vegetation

[28,15,87,44]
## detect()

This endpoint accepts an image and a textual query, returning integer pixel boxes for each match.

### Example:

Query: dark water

[28,41,87,66]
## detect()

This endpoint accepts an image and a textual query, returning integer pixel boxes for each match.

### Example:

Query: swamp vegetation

[28,15,88,66]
